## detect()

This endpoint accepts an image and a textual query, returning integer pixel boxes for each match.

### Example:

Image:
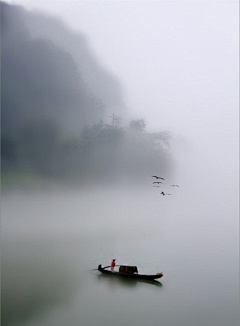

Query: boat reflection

[97,273,163,288]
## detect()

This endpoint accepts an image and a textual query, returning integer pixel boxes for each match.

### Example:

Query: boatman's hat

[112,259,116,261]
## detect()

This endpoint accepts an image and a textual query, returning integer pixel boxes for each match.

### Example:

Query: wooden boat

[98,264,163,280]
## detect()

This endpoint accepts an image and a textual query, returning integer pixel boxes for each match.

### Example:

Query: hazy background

[2,0,238,185]
[1,1,239,326]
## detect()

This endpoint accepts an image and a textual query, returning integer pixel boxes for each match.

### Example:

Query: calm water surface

[2,185,239,326]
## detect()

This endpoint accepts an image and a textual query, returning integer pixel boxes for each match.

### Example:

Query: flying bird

[153,182,163,184]
[160,191,172,196]
[152,176,165,180]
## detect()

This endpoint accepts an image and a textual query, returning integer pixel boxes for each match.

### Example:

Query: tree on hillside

[129,119,146,133]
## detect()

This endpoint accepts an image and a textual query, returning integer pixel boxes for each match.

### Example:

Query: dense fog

[1,1,239,326]
[2,2,173,186]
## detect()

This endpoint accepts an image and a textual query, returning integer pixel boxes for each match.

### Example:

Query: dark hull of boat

[98,265,163,280]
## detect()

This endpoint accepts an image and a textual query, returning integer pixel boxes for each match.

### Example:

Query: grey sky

[5,0,239,180]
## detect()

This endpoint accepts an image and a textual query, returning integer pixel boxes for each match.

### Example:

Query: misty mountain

[1,3,173,186]
[23,7,124,110]
[1,2,124,136]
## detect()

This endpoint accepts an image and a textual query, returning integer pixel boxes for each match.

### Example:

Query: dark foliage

[1,3,173,186]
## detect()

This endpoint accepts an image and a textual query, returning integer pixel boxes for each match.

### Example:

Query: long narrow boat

[98,264,163,280]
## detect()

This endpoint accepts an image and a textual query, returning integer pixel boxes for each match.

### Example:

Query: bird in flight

[152,176,165,180]
[160,191,172,196]
[153,182,163,184]
[170,185,179,187]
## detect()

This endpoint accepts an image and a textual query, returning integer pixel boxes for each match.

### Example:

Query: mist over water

[1,1,239,326]
[2,163,238,326]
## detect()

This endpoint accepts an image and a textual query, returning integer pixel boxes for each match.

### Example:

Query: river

[2,176,239,326]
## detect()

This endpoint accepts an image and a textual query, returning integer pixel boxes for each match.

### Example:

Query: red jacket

[111,261,115,268]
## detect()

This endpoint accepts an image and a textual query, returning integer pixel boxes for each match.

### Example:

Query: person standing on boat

[111,259,116,271]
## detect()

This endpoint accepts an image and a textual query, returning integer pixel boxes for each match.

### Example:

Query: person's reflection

[109,277,117,290]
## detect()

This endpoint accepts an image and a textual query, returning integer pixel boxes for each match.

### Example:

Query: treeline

[1,3,173,187]
[2,118,172,185]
